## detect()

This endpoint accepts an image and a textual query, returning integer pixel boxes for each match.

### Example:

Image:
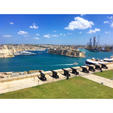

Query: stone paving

[81,73,113,88]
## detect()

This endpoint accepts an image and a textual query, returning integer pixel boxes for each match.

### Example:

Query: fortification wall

[0,63,113,94]
[48,48,85,58]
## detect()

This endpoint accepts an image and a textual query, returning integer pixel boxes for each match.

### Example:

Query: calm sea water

[0,49,112,72]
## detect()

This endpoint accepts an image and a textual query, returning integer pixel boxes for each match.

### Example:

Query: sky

[0,14,113,45]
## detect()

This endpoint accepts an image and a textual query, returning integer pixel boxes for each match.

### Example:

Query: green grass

[0,76,113,99]
[94,70,113,80]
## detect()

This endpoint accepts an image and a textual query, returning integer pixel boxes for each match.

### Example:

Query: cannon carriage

[51,71,59,79]
[101,64,108,69]
[80,66,89,73]
[94,64,102,72]
[62,69,70,79]
[71,68,79,75]
[87,65,95,72]
[63,69,70,77]
[38,71,47,81]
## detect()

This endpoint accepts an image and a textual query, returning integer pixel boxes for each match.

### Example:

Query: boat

[86,37,100,52]
[103,56,113,62]
[15,51,36,56]
[85,58,108,65]
[73,62,78,65]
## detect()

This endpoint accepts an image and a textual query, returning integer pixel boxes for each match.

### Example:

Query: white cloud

[29,23,39,29]
[9,22,14,25]
[111,22,113,27]
[107,16,113,19]
[67,32,72,35]
[88,28,100,34]
[105,16,113,28]
[59,33,66,37]
[105,31,109,34]
[65,17,94,30]
[53,30,56,32]
[59,33,63,36]
[80,14,86,16]
[2,35,12,38]
[34,37,40,40]
[43,34,62,38]
[36,33,40,36]
[104,21,109,24]
[43,34,51,38]
[52,34,59,38]
[79,31,82,34]
[17,30,28,35]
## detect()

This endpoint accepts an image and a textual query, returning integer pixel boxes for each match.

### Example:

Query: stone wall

[0,45,14,58]
[48,48,85,58]
[0,63,113,94]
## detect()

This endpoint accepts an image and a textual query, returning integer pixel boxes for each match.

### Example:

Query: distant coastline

[0,44,46,58]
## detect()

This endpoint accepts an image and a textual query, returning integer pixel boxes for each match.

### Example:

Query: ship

[15,51,36,56]
[86,36,113,52]
[86,37,99,52]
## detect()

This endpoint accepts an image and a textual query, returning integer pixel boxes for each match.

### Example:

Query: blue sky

[0,14,113,45]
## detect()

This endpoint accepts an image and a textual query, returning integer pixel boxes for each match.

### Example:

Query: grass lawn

[94,70,113,80]
[0,76,113,99]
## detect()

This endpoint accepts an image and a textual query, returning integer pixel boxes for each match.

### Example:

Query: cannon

[88,65,95,72]
[38,71,47,81]
[62,69,70,80]
[71,68,79,75]
[52,71,59,79]
[80,66,89,73]
[101,64,108,69]
[95,64,102,72]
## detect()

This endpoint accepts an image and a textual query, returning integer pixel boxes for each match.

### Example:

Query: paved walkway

[81,73,113,88]
[0,73,67,94]
[0,77,41,94]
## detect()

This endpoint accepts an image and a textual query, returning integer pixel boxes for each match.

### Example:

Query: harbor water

[0,49,112,72]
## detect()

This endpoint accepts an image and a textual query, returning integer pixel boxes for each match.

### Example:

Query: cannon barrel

[80,66,89,73]
[71,68,79,75]
[52,71,59,79]
[62,69,70,78]
[94,64,102,72]
[39,71,47,81]
[88,65,95,72]
[101,64,108,69]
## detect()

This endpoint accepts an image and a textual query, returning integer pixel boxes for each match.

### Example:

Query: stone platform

[0,63,113,94]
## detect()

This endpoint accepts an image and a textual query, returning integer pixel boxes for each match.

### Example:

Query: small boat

[104,56,113,62]
[73,62,78,65]
[85,58,108,65]
[15,51,36,55]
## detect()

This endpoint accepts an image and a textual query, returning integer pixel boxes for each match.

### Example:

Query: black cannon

[80,66,89,73]
[52,71,59,79]
[88,65,95,72]
[71,68,79,75]
[95,64,102,72]
[38,71,47,81]
[62,69,70,80]
[101,64,108,69]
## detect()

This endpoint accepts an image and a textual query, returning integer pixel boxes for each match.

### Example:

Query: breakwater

[0,45,45,58]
